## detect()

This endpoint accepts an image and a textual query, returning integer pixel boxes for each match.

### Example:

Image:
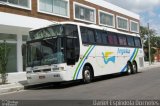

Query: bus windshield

[27,37,64,67]
[27,24,80,67]
[29,25,64,40]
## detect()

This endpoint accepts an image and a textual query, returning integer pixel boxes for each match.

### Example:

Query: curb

[0,83,25,94]
[140,64,160,71]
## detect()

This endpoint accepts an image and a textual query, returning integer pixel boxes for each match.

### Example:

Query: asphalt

[0,65,160,100]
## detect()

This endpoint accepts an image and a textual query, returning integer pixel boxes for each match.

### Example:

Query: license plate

[39,76,45,79]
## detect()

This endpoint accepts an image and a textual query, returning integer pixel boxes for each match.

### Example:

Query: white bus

[25,22,144,85]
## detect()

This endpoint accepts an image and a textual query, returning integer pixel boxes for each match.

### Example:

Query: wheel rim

[133,63,137,73]
[84,70,91,82]
[127,64,131,74]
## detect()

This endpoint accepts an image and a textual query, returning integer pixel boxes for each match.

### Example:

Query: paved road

[0,67,160,102]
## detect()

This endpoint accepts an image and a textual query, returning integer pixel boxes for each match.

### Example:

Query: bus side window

[108,34,114,45]
[127,36,135,47]
[101,31,108,45]
[118,34,127,46]
[108,32,118,46]
[95,30,103,44]
[87,29,95,44]
[134,37,142,48]
[113,34,118,45]
[80,27,88,44]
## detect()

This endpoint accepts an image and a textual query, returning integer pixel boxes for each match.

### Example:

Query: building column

[17,33,23,72]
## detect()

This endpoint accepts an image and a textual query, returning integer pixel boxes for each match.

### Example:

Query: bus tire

[132,61,138,74]
[127,62,133,75]
[82,66,93,83]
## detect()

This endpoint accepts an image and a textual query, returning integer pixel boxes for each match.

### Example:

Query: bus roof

[30,21,140,37]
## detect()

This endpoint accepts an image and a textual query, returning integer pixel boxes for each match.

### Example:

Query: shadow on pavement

[24,72,142,90]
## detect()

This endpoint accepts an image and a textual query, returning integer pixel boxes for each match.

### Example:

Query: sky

[105,0,160,35]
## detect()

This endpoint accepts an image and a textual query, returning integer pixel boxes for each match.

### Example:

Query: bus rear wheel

[82,66,93,83]
[127,62,133,74]
[132,62,138,74]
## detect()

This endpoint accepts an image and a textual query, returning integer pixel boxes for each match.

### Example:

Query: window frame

[37,0,70,18]
[0,0,31,10]
[130,20,139,33]
[116,16,129,31]
[98,10,115,28]
[73,2,96,24]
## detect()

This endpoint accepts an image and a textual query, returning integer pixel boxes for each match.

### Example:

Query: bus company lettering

[117,48,130,55]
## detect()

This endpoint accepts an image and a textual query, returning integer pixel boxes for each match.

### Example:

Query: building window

[99,10,114,28]
[0,33,17,41]
[22,35,28,41]
[0,0,31,9]
[0,33,17,73]
[130,20,139,33]
[39,0,69,18]
[117,16,128,31]
[74,2,96,23]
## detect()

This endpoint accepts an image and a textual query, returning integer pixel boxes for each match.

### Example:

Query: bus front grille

[33,69,51,73]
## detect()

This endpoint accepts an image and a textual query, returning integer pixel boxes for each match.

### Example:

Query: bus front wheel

[82,66,93,83]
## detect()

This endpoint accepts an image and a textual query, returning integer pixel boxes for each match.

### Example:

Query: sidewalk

[0,81,26,94]
[0,62,160,95]
[140,62,160,71]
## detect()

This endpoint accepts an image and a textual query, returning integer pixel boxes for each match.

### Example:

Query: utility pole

[148,23,151,65]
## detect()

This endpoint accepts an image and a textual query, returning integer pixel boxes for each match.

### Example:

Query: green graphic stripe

[73,45,92,80]
[132,49,139,62]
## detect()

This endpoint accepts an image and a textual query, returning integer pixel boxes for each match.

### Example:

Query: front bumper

[26,71,69,85]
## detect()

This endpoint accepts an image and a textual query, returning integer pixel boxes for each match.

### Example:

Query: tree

[0,41,10,84]
[140,26,148,42]
[154,36,160,48]
[140,26,157,62]
[140,26,157,45]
